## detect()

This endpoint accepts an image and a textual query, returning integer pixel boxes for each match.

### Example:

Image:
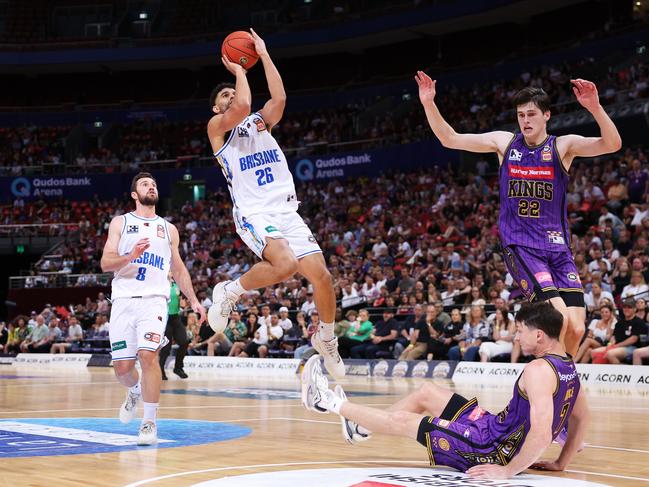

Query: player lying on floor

[301,301,589,480]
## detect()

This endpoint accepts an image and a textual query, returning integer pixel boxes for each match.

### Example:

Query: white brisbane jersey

[111,212,172,300]
[214,112,299,216]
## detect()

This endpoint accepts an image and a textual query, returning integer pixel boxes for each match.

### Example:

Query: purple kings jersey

[486,354,580,458]
[499,134,570,251]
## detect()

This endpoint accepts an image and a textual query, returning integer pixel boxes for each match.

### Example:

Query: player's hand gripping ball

[221,31,259,69]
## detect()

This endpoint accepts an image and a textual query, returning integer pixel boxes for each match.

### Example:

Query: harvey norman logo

[509,165,554,180]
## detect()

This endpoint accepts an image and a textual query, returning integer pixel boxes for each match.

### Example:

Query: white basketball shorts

[233,209,322,260]
[109,296,168,361]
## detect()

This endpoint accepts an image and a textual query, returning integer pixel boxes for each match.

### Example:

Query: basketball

[221,31,259,69]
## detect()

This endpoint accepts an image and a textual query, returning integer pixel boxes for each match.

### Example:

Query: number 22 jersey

[498,134,570,252]
[214,112,299,216]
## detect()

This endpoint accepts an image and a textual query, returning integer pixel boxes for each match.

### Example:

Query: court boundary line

[122,459,649,487]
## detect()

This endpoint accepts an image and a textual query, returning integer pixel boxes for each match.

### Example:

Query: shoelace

[140,422,155,434]
[219,297,235,317]
[321,339,342,360]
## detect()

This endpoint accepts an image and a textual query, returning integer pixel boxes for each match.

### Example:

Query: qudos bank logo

[295,159,314,181]
[11,177,31,198]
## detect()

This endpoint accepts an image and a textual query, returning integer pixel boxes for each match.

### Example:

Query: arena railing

[9,272,113,290]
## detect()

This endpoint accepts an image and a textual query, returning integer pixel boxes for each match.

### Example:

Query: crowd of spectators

[4,138,649,364]
[2,58,647,176]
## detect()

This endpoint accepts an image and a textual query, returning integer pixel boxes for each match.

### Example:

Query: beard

[137,192,158,206]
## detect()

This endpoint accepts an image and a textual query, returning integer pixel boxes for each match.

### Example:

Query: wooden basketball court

[1,366,647,486]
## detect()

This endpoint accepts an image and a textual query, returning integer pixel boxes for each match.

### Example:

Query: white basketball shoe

[137,420,157,446]
[301,354,332,414]
[208,281,238,333]
[119,389,141,424]
[311,331,345,379]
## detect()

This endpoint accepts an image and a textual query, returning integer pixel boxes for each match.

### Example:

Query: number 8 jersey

[498,134,570,252]
[214,112,299,216]
[111,212,172,300]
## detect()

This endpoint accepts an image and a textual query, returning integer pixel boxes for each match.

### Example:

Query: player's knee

[138,350,158,368]
[418,382,438,403]
[313,266,333,288]
[113,361,133,377]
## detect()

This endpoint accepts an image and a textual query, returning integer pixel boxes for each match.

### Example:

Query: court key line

[122,459,649,487]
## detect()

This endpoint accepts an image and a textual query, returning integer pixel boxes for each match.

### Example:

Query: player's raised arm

[208,57,252,137]
[100,216,149,272]
[532,389,590,473]
[468,359,555,479]
[415,71,512,158]
[168,223,206,324]
[557,79,622,169]
[251,28,286,129]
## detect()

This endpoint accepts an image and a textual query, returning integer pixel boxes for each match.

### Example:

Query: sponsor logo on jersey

[508,165,554,179]
[468,406,486,421]
[253,117,266,132]
[144,332,161,343]
[534,271,554,284]
[567,272,581,283]
[237,126,249,138]
[127,225,139,234]
[438,438,451,451]
[508,148,523,161]
[157,224,165,239]
[111,340,127,351]
[547,231,565,245]
[542,145,553,161]
[520,279,528,290]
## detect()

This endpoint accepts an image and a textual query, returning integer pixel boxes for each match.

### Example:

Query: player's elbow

[609,137,622,153]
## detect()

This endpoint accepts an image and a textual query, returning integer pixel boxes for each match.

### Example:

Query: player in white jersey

[206,29,344,379]
[101,172,206,445]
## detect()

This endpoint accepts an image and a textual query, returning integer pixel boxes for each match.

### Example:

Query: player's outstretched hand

[415,71,436,105]
[191,300,207,325]
[221,55,246,76]
[571,78,600,112]
[466,464,512,479]
[530,459,564,471]
[128,238,150,261]
[249,28,267,57]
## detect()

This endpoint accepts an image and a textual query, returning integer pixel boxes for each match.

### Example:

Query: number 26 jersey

[214,112,299,216]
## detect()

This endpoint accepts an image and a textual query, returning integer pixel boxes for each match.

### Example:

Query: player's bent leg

[138,349,162,403]
[113,359,138,387]
[241,237,299,289]
[566,305,586,357]
[298,253,345,379]
[297,253,335,323]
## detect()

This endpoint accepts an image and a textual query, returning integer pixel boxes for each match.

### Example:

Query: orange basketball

[221,31,259,69]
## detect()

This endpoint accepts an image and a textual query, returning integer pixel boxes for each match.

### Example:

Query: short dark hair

[513,86,551,113]
[210,83,235,108]
[515,302,563,339]
[130,172,155,193]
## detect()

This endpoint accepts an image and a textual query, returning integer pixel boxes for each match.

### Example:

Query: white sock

[142,402,158,423]
[326,390,343,414]
[225,278,247,297]
[319,321,334,341]
[129,381,141,395]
